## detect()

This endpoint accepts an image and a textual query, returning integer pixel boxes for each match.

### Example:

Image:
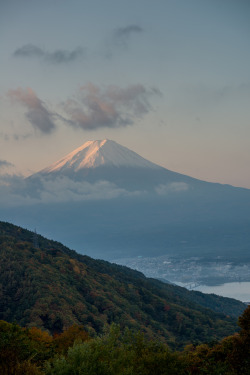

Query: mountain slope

[0,221,246,349]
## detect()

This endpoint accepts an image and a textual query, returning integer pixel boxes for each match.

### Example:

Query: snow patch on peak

[40,139,161,174]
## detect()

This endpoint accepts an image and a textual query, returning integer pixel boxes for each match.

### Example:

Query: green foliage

[1,306,250,375]
[44,309,250,375]
[45,324,188,375]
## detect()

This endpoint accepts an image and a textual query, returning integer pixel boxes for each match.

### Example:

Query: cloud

[38,177,134,202]
[0,174,142,206]
[13,26,142,63]
[113,25,143,47]
[5,82,161,135]
[62,83,161,130]
[46,47,84,64]
[0,160,14,170]
[7,88,56,134]
[0,130,33,141]
[155,182,189,195]
[13,44,85,64]
[13,44,44,58]
[0,173,22,187]
[103,24,144,58]
[0,173,39,206]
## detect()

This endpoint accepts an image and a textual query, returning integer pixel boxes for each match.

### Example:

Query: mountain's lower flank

[0,221,246,349]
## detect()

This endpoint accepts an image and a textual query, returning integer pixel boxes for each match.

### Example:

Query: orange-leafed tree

[53,324,89,354]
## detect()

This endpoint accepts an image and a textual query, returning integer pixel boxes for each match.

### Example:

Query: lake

[193,282,250,303]
[175,281,250,302]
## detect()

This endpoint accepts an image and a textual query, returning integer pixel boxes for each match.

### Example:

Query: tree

[53,325,89,354]
[0,321,42,375]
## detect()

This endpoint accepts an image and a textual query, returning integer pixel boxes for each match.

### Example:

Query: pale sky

[1,0,250,188]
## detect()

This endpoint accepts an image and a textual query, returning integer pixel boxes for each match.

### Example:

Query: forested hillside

[0,221,246,350]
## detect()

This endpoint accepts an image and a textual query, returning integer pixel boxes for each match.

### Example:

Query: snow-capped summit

[40,139,161,174]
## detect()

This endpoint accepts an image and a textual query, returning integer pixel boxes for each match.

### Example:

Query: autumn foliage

[0,306,250,374]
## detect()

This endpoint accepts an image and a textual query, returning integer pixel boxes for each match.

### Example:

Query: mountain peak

[40,139,160,174]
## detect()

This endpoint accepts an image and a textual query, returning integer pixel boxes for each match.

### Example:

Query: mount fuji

[40,139,161,172]
[2,139,250,262]
[30,139,205,194]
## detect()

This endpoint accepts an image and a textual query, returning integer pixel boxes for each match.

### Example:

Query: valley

[113,255,250,302]
[113,255,250,285]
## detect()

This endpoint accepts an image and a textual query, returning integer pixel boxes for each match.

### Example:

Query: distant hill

[0,221,246,349]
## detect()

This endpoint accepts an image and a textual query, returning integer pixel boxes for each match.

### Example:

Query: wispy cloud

[13,25,142,64]
[0,173,35,206]
[103,24,144,58]
[14,44,44,58]
[6,82,161,135]
[0,130,33,141]
[62,83,161,130]
[36,177,135,202]
[0,175,190,206]
[13,44,85,64]
[113,25,143,47]
[0,174,142,206]
[47,47,84,64]
[0,160,14,170]
[155,182,189,195]
[7,88,56,134]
